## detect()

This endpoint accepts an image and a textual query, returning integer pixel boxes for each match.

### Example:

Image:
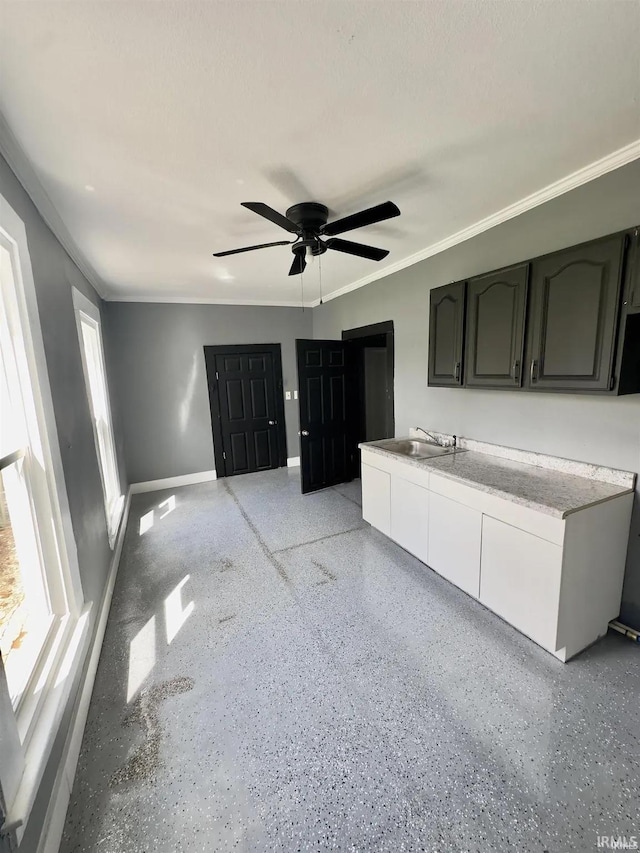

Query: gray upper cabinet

[464,264,529,388]
[525,235,625,392]
[624,228,640,314]
[428,282,465,386]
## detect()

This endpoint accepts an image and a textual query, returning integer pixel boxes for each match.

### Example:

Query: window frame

[72,287,123,547]
[0,193,89,841]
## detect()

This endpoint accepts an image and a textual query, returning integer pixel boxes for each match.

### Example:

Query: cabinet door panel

[527,235,624,391]
[361,463,390,536]
[465,265,528,388]
[428,492,481,597]
[480,516,562,651]
[428,282,465,386]
[390,477,429,563]
[626,230,640,314]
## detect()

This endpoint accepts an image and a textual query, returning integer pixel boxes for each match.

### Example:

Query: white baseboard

[36,489,132,853]
[287,457,300,467]
[130,469,217,494]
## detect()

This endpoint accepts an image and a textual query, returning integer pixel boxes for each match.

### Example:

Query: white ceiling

[0,1,639,306]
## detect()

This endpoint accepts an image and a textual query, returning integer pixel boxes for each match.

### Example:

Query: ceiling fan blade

[213,240,293,257]
[288,251,307,276]
[325,238,389,261]
[322,201,400,236]
[241,202,299,233]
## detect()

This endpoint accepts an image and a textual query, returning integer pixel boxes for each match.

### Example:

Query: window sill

[6,614,55,712]
[8,603,93,844]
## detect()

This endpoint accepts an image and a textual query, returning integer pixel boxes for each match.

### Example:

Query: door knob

[301,430,309,436]
[268,420,276,425]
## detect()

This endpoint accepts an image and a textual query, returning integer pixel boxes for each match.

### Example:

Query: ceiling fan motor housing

[286,203,331,257]
[285,202,329,232]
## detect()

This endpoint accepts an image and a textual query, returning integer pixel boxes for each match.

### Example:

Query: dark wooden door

[526,235,625,391]
[465,264,529,388]
[204,345,286,477]
[296,339,353,494]
[428,282,466,386]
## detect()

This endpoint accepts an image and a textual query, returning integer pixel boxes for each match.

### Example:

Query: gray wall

[313,158,640,628]
[0,152,126,850]
[106,302,312,484]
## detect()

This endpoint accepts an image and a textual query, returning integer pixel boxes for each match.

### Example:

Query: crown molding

[0,112,108,299]
[106,294,313,308]
[311,138,640,307]
[1,109,638,309]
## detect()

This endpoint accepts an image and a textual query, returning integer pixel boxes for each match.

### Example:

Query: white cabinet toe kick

[360,447,633,661]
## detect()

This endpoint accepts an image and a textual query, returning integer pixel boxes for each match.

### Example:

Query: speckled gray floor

[61,468,640,853]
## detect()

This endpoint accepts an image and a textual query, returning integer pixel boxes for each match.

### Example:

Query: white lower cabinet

[360,447,633,661]
[428,492,482,597]
[390,476,429,562]
[479,516,563,652]
[361,463,391,536]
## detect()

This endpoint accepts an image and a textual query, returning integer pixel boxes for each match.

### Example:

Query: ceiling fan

[213,200,401,276]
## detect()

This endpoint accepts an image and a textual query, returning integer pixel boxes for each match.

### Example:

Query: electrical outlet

[294,390,298,400]
[285,391,292,400]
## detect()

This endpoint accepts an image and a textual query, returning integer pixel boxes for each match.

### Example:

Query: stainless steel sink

[378,439,464,459]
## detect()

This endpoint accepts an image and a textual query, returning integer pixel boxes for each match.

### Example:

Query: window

[72,289,123,547]
[0,243,73,709]
[1,193,87,837]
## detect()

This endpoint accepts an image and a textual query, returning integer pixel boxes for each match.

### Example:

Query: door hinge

[215,371,219,380]
[222,451,226,460]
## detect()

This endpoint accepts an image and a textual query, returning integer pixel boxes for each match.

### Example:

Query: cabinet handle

[454,361,461,382]
[530,358,538,384]
[512,359,520,384]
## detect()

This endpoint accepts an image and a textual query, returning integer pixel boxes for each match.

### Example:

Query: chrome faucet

[415,427,456,448]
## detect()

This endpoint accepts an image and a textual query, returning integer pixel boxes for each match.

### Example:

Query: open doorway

[344,322,394,441]
[343,321,394,475]
[295,322,394,493]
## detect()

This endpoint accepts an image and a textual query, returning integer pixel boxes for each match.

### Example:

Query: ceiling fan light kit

[213,200,401,276]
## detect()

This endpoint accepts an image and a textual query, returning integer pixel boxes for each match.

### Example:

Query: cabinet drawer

[361,463,391,536]
[360,448,394,474]
[480,516,562,652]
[390,477,429,563]
[428,492,482,597]
[429,472,565,545]
[360,448,430,488]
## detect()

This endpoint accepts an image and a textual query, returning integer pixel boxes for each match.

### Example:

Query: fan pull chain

[300,263,305,312]
[318,253,323,305]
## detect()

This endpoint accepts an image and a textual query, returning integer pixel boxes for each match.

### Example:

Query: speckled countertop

[360,439,635,518]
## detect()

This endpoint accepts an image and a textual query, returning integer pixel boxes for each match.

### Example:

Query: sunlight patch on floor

[139,510,154,535]
[164,575,194,645]
[127,615,156,702]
